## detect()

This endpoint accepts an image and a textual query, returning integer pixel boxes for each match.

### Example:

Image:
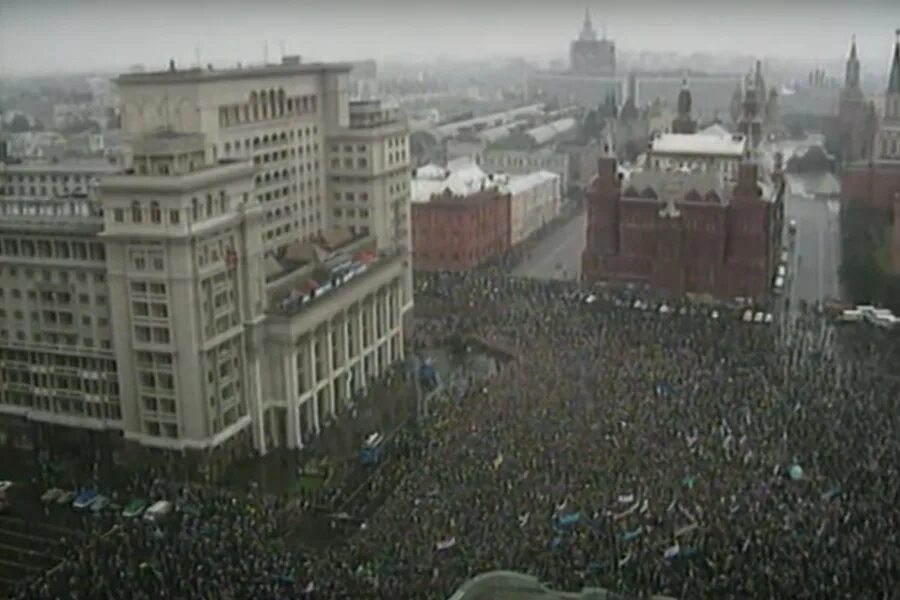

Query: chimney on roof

[168,59,176,73]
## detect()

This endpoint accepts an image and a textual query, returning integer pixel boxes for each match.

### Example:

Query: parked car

[122,498,148,518]
[72,490,99,510]
[41,488,64,503]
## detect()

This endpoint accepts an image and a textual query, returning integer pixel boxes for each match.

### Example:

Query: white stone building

[0,59,413,471]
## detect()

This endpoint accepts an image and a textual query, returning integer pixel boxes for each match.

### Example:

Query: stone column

[283,347,300,449]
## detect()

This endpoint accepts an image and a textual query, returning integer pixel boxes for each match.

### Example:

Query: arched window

[150,201,161,223]
[251,92,259,120]
[131,201,142,223]
[219,191,227,213]
[205,194,213,216]
[269,89,277,118]
[278,89,286,116]
[192,197,199,220]
[224,142,231,154]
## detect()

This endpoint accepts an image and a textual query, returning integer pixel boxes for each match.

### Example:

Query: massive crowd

[8,271,900,599]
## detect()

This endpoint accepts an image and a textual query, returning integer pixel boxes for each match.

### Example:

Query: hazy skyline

[1,0,899,76]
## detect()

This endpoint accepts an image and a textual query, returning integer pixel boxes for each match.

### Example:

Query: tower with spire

[671,77,697,134]
[874,29,900,161]
[569,7,616,75]
[737,68,764,151]
[832,34,876,163]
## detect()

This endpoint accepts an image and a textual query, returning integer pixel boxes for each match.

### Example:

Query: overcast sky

[1,0,898,76]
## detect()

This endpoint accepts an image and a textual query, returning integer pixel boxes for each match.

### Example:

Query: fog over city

[1,0,898,75]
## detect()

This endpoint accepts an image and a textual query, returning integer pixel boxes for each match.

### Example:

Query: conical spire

[889,29,900,94]
[845,34,861,91]
[580,7,597,41]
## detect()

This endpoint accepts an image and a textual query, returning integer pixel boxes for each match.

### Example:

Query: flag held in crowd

[558,511,582,528]
[436,537,457,551]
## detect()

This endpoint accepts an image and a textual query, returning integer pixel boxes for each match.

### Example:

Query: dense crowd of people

[9,271,900,599]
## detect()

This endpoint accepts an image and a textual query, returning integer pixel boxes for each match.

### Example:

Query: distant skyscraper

[569,8,616,76]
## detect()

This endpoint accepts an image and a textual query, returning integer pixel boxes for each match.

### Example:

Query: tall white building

[0,58,413,472]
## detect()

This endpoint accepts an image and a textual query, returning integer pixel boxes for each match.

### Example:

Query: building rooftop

[626,170,730,205]
[412,160,492,203]
[525,118,578,146]
[434,104,545,138]
[115,59,352,86]
[651,131,747,158]
[501,170,560,195]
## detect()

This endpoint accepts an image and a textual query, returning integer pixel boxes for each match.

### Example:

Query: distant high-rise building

[569,8,616,76]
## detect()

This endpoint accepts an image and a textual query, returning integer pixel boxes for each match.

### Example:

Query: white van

[143,500,172,522]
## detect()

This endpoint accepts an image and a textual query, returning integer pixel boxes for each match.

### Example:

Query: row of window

[0,328,113,349]
[221,125,319,156]
[1,390,122,421]
[1,173,92,185]
[333,208,370,218]
[218,92,319,128]
[112,192,232,227]
[0,237,105,261]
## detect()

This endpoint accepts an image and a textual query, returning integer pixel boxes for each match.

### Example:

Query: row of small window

[333,208,370,219]
[138,370,175,391]
[0,185,89,197]
[253,149,320,167]
[0,329,112,349]
[130,250,166,272]
[386,150,407,165]
[3,372,112,397]
[0,349,116,371]
[2,173,91,185]
[1,392,122,420]
[132,301,169,319]
[130,281,167,296]
[113,193,231,226]
[331,157,369,169]
[0,288,106,306]
[134,325,171,344]
[218,93,319,128]
[0,267,104,286]
[221,126,319,157]
[0,309,108,327]
[333,191,370,203]
[0,238,105,261]
[880,138,899,157]
[142,420,179,438]
[142,395,177,415]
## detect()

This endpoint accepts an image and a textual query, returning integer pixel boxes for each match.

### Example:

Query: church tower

[737,70,764,150]
[671,78,697,134]
[875,30,900,161]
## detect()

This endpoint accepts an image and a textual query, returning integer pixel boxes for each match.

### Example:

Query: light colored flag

[436,537,457,551]
[664,543,681,560]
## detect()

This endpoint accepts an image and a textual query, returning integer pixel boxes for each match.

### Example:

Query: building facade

[326,100,411,252]
[411,189,510,271]
[828,37,878,164]
[502,171,561,246]
[582,156,783,300]
[0,59,413,470]
[841,33,900,218]
[116,57,351,256]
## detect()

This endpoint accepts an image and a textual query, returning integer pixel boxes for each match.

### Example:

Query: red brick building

[582,157,783,300]
[411,188,511,271]
[840,32,900,269]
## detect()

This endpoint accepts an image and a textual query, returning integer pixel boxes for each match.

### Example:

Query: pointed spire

[850,34,857,60]
[890,28,900,94]
[580,7,597,41]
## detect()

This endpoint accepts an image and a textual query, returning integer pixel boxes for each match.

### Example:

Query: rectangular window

[170,210,180,224]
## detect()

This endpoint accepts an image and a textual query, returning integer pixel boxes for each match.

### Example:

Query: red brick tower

[581,157,620,280]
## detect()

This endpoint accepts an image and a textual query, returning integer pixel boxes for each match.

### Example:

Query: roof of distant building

[651,130,747,158]
[502,170,559,195]
[525,118,578,146]
[115,59,352,86]
[412,160,492,203]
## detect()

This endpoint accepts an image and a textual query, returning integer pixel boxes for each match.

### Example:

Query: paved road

[511,209,587,281]
[782,174,842,309]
